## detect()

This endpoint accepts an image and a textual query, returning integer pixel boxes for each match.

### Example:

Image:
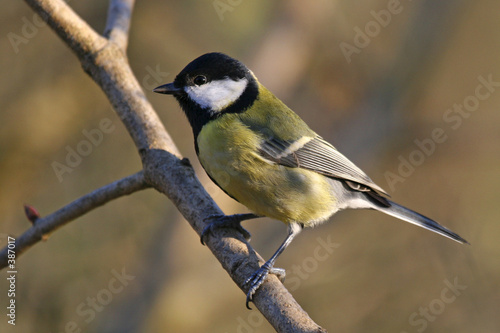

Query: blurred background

[1,0,499,332]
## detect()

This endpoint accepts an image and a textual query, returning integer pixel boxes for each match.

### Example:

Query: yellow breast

[197,114,337,226]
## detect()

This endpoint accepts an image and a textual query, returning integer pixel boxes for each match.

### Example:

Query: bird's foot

[244,263,286,309]
[200,214,253,245]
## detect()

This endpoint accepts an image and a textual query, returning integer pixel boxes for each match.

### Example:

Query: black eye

[193,75,207,86]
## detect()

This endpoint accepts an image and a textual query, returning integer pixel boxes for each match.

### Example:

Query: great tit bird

[153,52,468,308]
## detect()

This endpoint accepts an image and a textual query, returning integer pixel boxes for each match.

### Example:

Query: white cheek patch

[185,78,248,112]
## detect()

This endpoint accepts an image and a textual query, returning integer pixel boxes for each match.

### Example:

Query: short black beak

[153,82,182,95]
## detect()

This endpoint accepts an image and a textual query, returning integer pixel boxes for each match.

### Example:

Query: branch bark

[103,0,134,51]
[0,171,149,268]
[4,0,327,331]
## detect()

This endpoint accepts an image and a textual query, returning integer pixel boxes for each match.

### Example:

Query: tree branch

[0,171,149,268]
[10,1,326,331]
[104,0,135,51]
[24,0,107,59]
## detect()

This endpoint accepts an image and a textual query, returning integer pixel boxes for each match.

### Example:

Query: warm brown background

[1,1,498,332]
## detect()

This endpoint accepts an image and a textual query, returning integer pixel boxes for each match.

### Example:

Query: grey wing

[258,135,390,196]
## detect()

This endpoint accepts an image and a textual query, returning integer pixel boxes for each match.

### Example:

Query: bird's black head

[153,52,259,138]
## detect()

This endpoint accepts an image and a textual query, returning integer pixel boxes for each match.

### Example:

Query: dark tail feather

[373,199,469,244]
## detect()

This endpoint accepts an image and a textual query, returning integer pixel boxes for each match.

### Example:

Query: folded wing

[258,135,389,196]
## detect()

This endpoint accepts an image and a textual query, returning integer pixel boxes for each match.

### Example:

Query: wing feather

[259,136,389,196]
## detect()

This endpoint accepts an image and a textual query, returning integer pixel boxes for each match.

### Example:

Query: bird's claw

[270,267,286,283]
[244,265,286,309]
[200,214,252,245]
[200,218,217,245]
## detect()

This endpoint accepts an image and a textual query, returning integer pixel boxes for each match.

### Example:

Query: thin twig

[0,171,149,268]
[104,0,135,51]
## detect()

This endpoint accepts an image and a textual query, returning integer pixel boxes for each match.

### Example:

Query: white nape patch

[185,78,248,112]
[276,136,313,159]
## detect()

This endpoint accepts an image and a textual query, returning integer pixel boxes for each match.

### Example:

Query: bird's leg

[244,223,303,309]
[200,213,260,245]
